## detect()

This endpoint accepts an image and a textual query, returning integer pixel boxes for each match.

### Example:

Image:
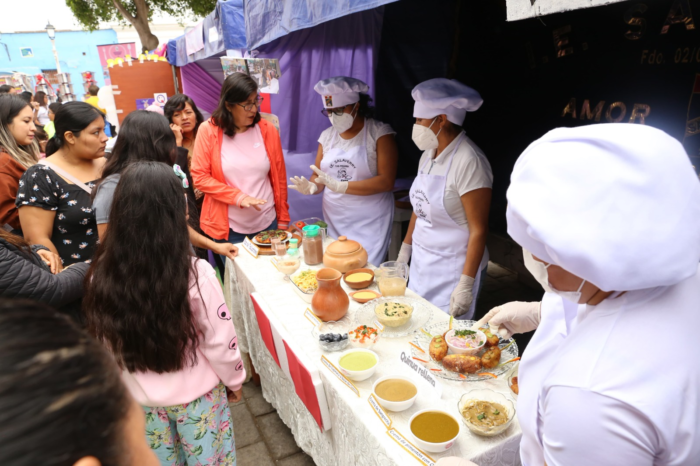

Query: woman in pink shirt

[84,161,246,465]
[192,73,289,245]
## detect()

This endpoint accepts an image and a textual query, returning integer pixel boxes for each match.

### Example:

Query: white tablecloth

[223,250,522,466]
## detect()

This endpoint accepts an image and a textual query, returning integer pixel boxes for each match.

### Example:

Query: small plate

[410,320,519,381]
[354,296,432,338]
[349,290,382,304]
[252,231,292,247]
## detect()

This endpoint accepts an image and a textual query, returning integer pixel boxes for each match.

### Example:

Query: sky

[0,0,189,33]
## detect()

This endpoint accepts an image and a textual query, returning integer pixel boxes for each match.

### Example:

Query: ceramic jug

[311,268,349,321]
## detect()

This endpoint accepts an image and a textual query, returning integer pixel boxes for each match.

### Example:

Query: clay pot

[311,268,350,322]
[323,236,368,274]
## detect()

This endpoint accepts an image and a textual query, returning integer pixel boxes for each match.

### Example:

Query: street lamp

[45,21,61,74]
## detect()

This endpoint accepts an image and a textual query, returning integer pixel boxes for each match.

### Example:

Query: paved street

[231,261,542,465]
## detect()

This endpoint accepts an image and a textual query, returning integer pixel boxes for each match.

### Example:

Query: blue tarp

[167,0,397,65]
[244,0,398,49]
[168,0,245,66]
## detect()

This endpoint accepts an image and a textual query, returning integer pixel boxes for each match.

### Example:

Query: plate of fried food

[409,319,519,381]
[253,229,291,246]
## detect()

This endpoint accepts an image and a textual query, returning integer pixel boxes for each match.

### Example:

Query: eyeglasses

[235,96,264,111]
[321,107,346,117]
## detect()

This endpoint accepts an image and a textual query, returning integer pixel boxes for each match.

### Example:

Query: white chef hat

[314,77,369,109]
[412,78,483,126]
[507,123,700,291]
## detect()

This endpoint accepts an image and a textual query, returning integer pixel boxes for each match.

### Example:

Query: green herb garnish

[454,329,476,338]
[477,413,485,421]
[493,410,500,415]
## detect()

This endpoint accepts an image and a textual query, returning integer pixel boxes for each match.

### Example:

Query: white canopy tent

[507,0,628,21]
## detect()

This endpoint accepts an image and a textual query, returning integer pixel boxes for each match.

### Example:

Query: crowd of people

[0,70,699,466]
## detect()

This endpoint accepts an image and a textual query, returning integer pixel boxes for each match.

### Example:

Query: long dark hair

[0,229,30,252]
[164,93,204,135]
[212,73,261,137]
[0,300,130,466]
[97,110,176,190]
[46,101,104,156]
[33,91,47,108]
[84,162,199,373]
[357,94,375,119]
[0,94,40,168]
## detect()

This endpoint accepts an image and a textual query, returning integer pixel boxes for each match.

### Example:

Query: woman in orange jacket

[192,73,290,244]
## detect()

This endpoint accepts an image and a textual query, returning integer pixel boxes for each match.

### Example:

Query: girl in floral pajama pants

[144,383,236,466]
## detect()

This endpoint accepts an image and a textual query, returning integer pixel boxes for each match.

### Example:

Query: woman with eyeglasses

[192,73,289,246]
[289,77,398,266]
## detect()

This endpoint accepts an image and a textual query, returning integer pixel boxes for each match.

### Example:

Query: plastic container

[294,217,327,235]
[302,225,325,266]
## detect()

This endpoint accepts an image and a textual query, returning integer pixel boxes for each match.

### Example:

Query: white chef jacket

[417,133,492,229]
[518,264,700,465]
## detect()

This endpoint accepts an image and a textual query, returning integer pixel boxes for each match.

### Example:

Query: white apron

[517,293,581,466]
[408,133,487,317]
[320,125,394,266]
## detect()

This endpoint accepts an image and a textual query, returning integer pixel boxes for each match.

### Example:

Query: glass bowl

[311,320,350,352]
[347,323,382,349]
[457,389,516,437]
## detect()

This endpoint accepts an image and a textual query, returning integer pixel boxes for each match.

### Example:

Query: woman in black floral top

[17,102,107,266]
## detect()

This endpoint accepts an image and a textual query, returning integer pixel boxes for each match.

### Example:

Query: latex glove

[450,274,475,318]
[310,165,348,194]
[288,176,318,195]
[397,242,412,264]
[481,301,541,339]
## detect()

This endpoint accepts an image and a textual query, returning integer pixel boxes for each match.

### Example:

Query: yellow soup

[346,272,373,283]
[339,352,377,371]
[411,411,459,444]
[375,379,417,402]
[353,291,377,299]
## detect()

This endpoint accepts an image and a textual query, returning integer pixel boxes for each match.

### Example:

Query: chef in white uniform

[481,124,700,466]
[397,78,492,319]
[289,77,398,266]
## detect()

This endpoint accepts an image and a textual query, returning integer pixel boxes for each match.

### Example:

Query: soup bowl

[371,375,419,412]
[408,409,461,453]
[337,348,379,381]
[458,389,516,437]
[444,328,486,356]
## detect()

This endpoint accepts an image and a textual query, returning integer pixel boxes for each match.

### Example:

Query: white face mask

[329,102,357,134]
[523,249,586,303]
[412,117,442,151]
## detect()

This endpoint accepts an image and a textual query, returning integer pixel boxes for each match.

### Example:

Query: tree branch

[134,0,150,21]
[111,0,135,23]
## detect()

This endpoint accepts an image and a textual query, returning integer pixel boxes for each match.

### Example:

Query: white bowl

[408,409,461,452]
[371,375,419,412]
[458,389,516,437]
[337,348,378,381]
[444,328,486,356]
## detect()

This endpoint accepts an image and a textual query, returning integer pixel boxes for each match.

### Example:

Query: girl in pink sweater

[84,161,246,465]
